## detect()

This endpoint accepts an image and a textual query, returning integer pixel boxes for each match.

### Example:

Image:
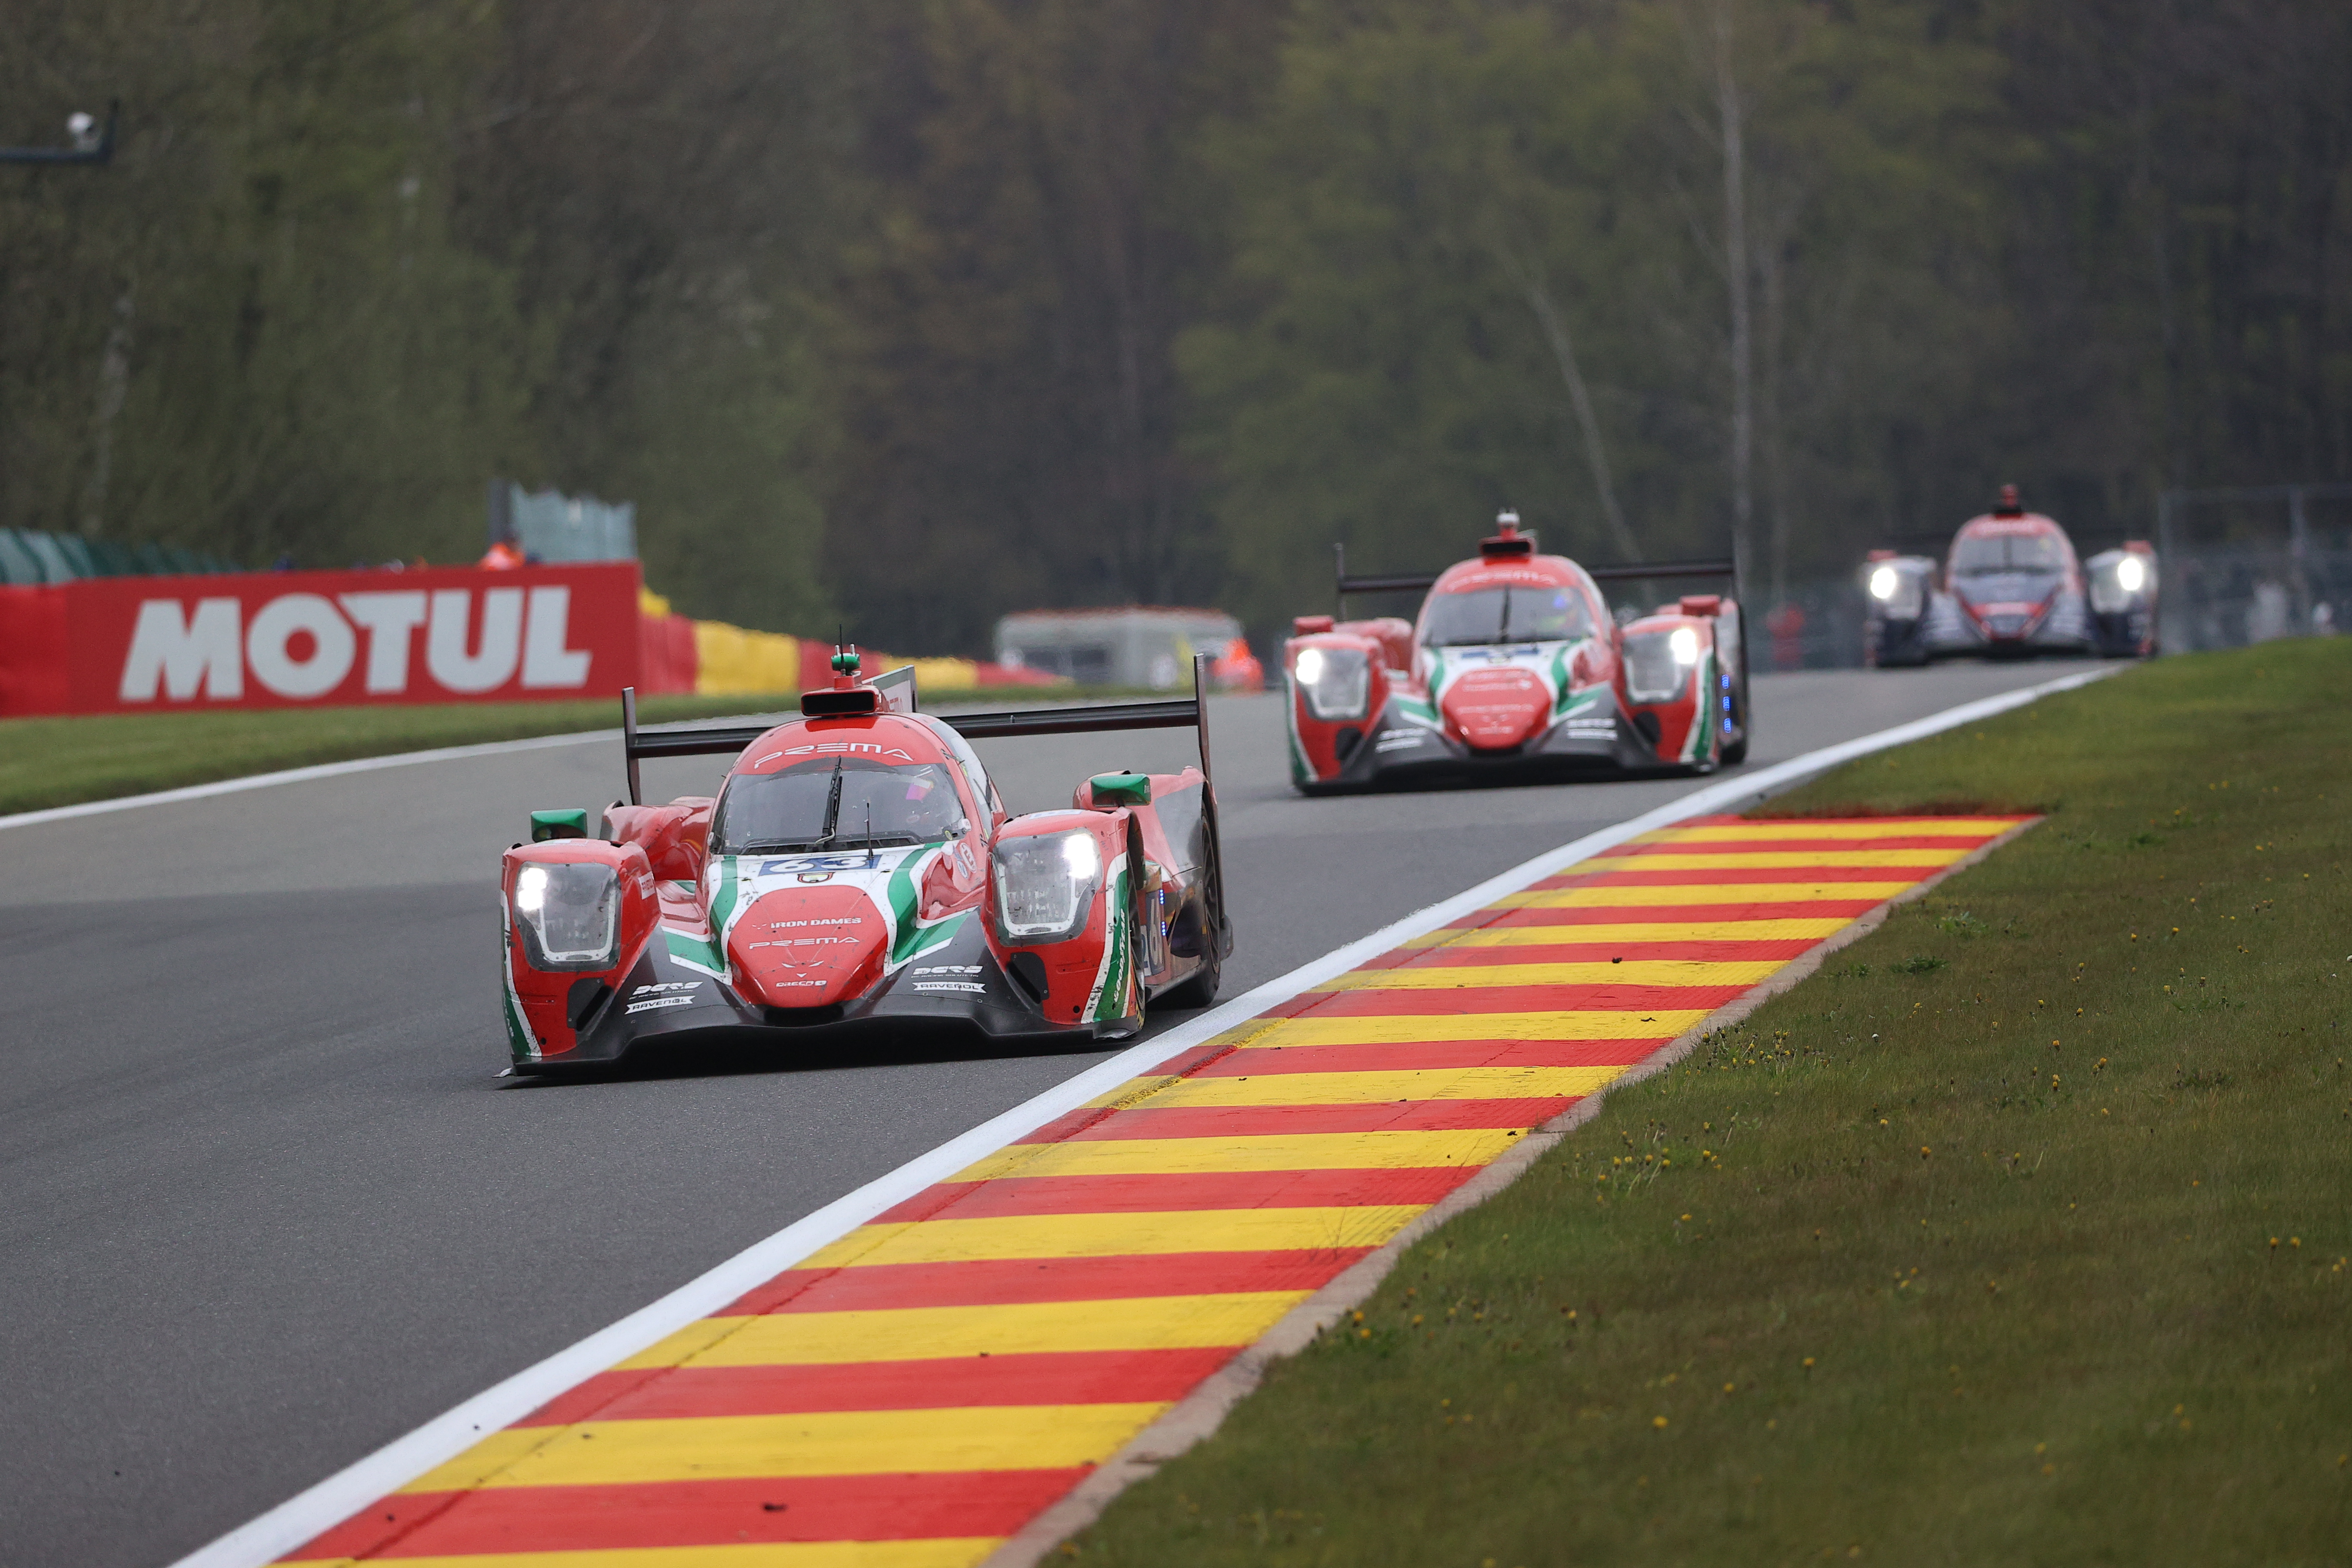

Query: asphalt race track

[0,660,2097,1567]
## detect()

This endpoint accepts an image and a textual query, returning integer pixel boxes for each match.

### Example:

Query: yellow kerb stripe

[1313,959,1782,991]
[1500,882,1913,909]
[623,1291,1308,1371]
[1577,849,1971,870]
[1147,1063,1634,1107]
[295,1542,1003,1568]
[801,1207,1424,1271]
[957,1127,1530,1181]
[403,1403,1167,1491]
[1632,818,2021,843]
[1232,1017,1702,1050]
[1403,918,1851,947]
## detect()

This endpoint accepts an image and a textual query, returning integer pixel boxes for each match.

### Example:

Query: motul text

[0,562,641,715]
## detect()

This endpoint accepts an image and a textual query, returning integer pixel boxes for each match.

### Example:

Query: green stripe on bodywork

[1390,694,1439,726]
[886,846,966,965]
[1687,651,1717,762]
[1090,862,1134,1022]
[708,857,742,947]
[499,922,538,1062]
[665,928,726,977]
[1284,680,1315,784]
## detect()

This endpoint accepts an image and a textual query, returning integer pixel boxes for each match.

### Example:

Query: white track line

[0,696,1165,833]
[0,729,624,833]
[167,663,2114,1568]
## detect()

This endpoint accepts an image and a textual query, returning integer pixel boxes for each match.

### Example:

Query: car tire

[1721,662,1752,765]
[1160,943,1220,1010]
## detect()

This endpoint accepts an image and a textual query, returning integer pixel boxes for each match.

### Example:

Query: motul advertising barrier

[0,562,640,716]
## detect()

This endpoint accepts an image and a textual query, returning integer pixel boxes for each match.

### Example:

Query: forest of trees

[4,1,2349,651]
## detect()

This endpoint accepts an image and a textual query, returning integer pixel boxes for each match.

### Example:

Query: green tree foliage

[1180,0,2018,629]
[4,1,2347,649]
[0,0,532,568]
[820,0,1279,655]
[452,0,859,631]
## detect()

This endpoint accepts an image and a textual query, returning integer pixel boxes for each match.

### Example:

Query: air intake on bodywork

[1480,511,1537,559]
[801,686,882,717]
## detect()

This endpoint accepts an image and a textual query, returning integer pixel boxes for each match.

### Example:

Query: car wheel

[1721,663,1751,765]
[1160,940,1221,1010]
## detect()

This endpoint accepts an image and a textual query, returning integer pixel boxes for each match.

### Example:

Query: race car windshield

[1952,533,2065,574]
[1422,585,1592,646]
[711,759,966,854]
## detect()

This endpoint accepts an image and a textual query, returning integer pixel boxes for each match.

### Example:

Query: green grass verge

[1071,640,2352,1567]
[0,687,1124,816]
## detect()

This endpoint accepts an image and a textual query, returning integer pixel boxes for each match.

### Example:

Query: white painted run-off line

[166,663,2116,1568]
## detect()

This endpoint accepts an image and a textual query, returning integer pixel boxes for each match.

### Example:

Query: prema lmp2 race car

[1864,485,2159,665]
[499,653,1232,1074]
[1282,513,1750,791]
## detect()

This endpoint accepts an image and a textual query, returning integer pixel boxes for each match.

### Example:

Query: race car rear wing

[618,655,1219,805]
[1335,540,1736,603]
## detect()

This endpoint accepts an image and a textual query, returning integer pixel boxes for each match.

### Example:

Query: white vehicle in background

[995,606,1263,690]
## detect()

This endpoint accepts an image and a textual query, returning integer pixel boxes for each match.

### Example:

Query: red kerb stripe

[1040,1098,1574,1142]
[1192,1039,1663,1076]
[875,1165,1478,1224]
[1358,939,1817,968]
[285,1469,1087,1558]
[1282,982,1749,1017]
[1462,900,1883,927]
[518,1346,1238,1426]
[720,1249,1374,1316]
[1545,864,1936,888]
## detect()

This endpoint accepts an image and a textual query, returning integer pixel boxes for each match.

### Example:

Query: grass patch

[1069,640,2352,1567]
[0,687,1117,815]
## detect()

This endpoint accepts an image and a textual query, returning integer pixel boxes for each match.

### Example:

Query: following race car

[1282,513,1750,791]
[499,653,1232,1074]
[1864,485,2158,665]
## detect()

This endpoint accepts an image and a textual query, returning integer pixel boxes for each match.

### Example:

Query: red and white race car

[499,655,1231,1073]
[1283,514,1751,791]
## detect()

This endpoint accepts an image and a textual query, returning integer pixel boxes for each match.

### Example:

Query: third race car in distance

[1281,513,1750,792]
[1864,485,2159,666]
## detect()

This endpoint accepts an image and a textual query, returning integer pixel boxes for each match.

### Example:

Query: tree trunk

[1712,0,1756,596]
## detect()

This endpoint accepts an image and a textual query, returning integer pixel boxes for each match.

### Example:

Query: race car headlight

[1622,631,1690,704]
[1865,561,1924,619]
[1291,644,1370,720]
[2089,553,2154,613]
[511,861,621,971]
[992,829,1102,943]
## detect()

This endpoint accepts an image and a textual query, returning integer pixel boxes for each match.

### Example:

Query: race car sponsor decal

[913,980,988,994]
[630,981,703,997]
[623,995,698,1015]
[1374,730,1428,752]
[757,851,891,876]
[913,964,983,975]
[750,741,919,765]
